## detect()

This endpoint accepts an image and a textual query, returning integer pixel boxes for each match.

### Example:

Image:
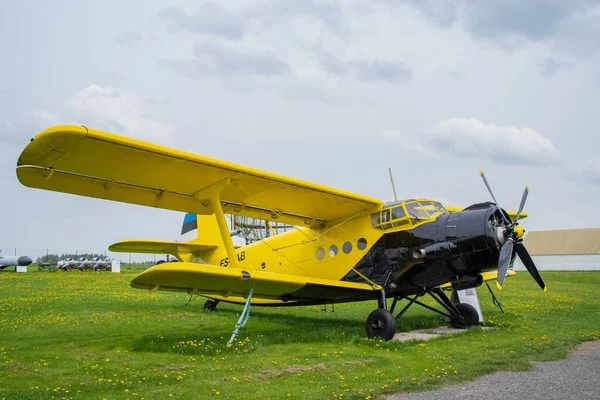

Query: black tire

[366,309,397,341]
[204,300,218,311]
[450,303,479,329]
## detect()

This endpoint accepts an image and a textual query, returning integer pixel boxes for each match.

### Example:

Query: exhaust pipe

[451,274,484,290]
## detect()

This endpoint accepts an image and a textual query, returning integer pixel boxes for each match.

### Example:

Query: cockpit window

[419,201,439,217]
[391,206,406,220]
[381,209,390,223]
[405,202,431,219]
[433,201,447,213]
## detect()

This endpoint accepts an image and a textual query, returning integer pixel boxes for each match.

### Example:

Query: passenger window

[329,245,338,257]
[357,238,367,250]
[343,241,352,254]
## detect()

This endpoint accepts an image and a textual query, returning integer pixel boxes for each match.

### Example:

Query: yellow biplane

[16,125,546,341]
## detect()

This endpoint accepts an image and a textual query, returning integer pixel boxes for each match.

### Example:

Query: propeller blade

[479,169,501,207]
[479,169,510,223]
[514,186,529,222]
[515,242,547,292]
[496,237,514,290]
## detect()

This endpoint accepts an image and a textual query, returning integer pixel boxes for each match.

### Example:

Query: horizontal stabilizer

[109,240,217,258]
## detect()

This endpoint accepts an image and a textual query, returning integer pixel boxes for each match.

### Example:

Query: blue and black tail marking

[181,213,197,235]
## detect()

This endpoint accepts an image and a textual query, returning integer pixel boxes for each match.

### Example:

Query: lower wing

[440,270,516,290]
[131,263,380,305]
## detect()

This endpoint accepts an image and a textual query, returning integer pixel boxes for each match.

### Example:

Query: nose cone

[514,225,525,239]
[18,256,32,266]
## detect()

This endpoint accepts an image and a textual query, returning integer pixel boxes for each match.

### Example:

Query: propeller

[479,169,547,292]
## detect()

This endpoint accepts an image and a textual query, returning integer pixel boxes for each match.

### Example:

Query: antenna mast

[388,166,398,202]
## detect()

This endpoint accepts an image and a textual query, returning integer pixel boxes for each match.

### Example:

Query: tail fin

[181,213,226,245]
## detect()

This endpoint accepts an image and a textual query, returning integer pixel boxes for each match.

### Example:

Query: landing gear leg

[366,288,397,341]
[391,287,480,330]
[204,299,219,311]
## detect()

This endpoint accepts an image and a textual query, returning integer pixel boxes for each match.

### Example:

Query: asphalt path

[388,340,600,400]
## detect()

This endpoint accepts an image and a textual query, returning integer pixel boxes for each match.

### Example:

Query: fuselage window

[342,241,352,254]
[329,245,338,257]
[357,238,367,250]
[316,248,325,260]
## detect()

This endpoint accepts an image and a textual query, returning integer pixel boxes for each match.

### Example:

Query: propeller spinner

[479,169,547,292]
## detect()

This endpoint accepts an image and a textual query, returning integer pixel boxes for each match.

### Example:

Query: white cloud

[3,85,174,146]
[385,118,562,166]
[68,85,175,145]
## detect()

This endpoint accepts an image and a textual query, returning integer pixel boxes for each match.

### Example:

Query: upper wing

[16,125,383,227]
[130,262,379,304]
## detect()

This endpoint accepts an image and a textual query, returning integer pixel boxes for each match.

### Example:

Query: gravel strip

[388,340,600,400]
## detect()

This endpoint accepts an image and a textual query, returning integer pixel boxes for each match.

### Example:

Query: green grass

[1,270,599,399]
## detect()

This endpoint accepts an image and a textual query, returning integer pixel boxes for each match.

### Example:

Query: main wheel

[450,303,479,329]
[204,299,218,311]
[366,309,397,341]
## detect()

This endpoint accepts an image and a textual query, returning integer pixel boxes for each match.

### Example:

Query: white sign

[111,260,121,273]
[456,288,484,324]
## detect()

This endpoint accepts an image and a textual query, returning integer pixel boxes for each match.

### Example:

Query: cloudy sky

[1,0,599,260]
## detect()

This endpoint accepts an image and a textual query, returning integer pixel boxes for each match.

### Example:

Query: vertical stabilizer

[181,213,224,246]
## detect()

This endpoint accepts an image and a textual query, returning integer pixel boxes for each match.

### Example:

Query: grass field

[1,268,599,400]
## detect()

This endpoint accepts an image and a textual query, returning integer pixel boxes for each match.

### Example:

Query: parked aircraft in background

[57,257,112,271]
[0,249,32,270]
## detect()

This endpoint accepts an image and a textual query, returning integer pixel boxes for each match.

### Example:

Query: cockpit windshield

[405,202,431,219]
[372,199,447,230]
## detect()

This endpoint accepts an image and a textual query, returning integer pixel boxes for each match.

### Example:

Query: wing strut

[227,286,255,345]
[195,177,240,268]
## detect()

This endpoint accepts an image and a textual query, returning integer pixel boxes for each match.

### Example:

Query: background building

[513,228,600,271]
